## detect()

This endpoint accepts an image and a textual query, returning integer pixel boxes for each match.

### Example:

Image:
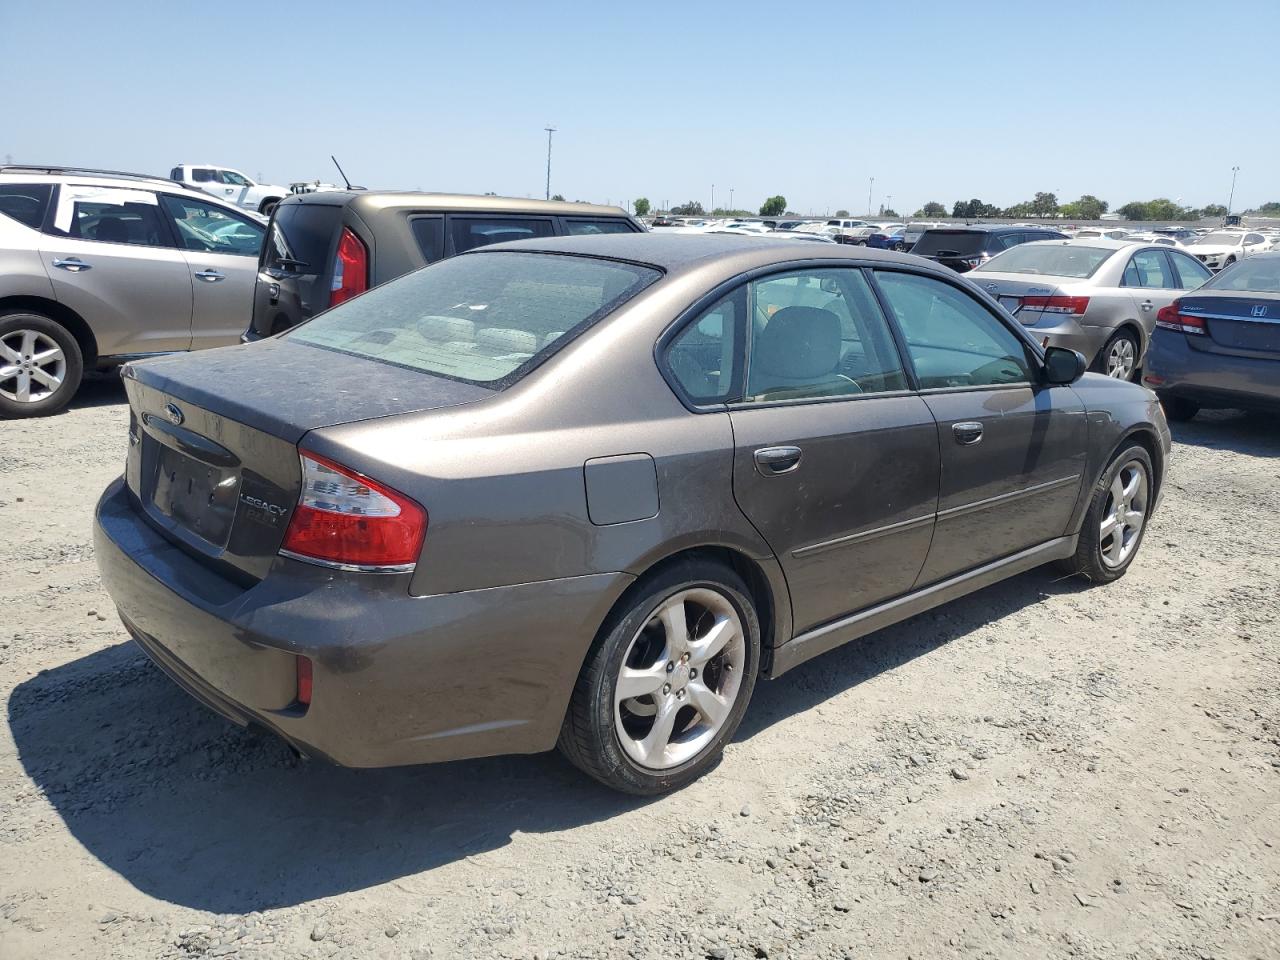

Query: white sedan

[1185,230,1271,271]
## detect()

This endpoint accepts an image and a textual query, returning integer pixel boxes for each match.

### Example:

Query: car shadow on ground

[67,373,127,410]
[1168,408,1280,458]
[8,567,1087,913]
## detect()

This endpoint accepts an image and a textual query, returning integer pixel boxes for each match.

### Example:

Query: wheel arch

[1115,425,1165,504]
[0,295,99,368]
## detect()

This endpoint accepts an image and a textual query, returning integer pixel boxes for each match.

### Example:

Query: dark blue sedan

[1145,252,1280,420]
[865,227,909,251]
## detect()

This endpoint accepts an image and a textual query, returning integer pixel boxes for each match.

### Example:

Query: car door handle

[754,445,803,475]
[1140,300,1154,311]
[953,421,984,445]
[195,269,226,282]
[51,257,91,272]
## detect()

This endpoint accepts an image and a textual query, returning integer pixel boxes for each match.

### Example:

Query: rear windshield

[0,183,52,229]
[262,202,342,272]
[912,230,987,256]
[287,251,661,386]
[1203,256,1280,292]
[976,243,1114,278]
[1193,232,1243,246]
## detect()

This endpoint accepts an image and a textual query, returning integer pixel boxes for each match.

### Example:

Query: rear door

[159,193,266,349]
[872,268,1087,585]
[1120,248,1183,344]
[39,184,193,357]
[707,266,940,633]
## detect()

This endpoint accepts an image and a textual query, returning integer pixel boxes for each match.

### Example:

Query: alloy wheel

[0,330,66,404]
[1105,336,1136,379]
[614,587,746,771]
[1100,460,1149,568]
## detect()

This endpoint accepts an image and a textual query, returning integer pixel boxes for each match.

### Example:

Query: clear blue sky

[3,0,1275,215]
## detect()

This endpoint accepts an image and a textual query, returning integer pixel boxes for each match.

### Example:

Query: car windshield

[975,243,1115,278]
[1194,232,1242,246]
[287,251,661,386]
[1203,256,1280,292]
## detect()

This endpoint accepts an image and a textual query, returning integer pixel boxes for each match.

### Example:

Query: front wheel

[1059,445,1153,583]
[0,312,84,418]
[558,560,761,795]
[258,198,280,216]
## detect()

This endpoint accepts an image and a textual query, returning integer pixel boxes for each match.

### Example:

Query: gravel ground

[1,378,1277,960]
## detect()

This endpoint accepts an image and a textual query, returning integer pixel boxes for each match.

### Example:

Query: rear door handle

[195,269,226,282]
[1141,300,1154,312]
[753,445,803,475]
[953,421,984,445]
[51,257,91,272]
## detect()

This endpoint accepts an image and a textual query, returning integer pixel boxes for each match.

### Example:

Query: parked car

[902,221,947,247]
[170,164,290,215]
[94,233,1169,795]
[1186,230,1271,271]
[245,192,642,340]
[825,218,871,242]
[971,238,1212,380]
[765,229,836,243]
[0,165,266,417]
[1122,233,1182,247]
[844,223,905,245]
[1144,252,1280,419]
[865,227,909,251]
[912,225,1068,273]
[1151,227,1197,243]
[1073,228,1131,241]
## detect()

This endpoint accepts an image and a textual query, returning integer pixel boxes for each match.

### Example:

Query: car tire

[1058,444,1154,583]
[1094,329,1140,381]
[855,239,868,246]
[892,242,906,252]
[259,198,280,215]
[0,311,84,419]
[558,558,761,795]
[1159,395,1199,422]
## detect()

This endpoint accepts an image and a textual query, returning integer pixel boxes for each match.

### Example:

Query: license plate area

[152,446,240,547]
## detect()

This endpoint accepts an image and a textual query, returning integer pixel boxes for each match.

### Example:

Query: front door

[39,185,193,357]
[872,268,1088,585]
[159,194,267,349]
[723,267,940,634]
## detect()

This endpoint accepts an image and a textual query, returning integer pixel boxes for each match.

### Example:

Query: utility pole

[711,184,715,213]
[729,188,734,212]
[867,177,874,217]
[544,126,556,200]
[886,195,893,215]
[1227,166,1240,214]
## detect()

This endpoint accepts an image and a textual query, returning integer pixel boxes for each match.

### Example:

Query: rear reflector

[329,228,368,307]
[1022,295,1090,315]
[280,452,427,572]
[296,656,313,707]
[1155,302,1206,335]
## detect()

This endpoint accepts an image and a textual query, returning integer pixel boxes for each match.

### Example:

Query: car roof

[0,166,230,201]
[283,190,629,218]
[476,231,932,276]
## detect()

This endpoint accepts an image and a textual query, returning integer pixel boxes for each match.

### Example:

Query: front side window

[1168,251,1212,290]
[288,251,660,386]
[875,271,1031,389]
[0,183,53,229]
[1125,250,1176,289]
[563,218,637,236]
[666,290,742,404]
[449,216,555,254]
[160,194,264,256]
[744,269,907,402]
[46,186,167,247]
[216,169,250,186]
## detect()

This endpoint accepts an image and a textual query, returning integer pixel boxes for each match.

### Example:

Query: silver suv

[0,166,267,417]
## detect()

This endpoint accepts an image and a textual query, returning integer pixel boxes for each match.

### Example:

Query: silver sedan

[970,238,1214,380]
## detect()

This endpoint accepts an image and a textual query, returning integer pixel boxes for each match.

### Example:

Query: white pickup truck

[169,164,289,214]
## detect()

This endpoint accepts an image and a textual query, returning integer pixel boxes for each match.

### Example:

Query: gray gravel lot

[1,378,1277,960]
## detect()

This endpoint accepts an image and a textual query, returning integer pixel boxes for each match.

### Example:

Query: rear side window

[191,168,215,183]
[666,289,743,404]
[0,183,52,229]
[288,251,661,386]
[563,218,637,236]
[912,230,986,257]
[449,216,555,254]
[410,216,444,263]
[1125,250,1176,289]
[263,203,342,273]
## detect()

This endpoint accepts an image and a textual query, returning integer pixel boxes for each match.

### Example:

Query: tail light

[280,451,427,572]
[295,656,313,707]
[1155,301,1206,335]
[1022,296,1091,315]
[329,228,368,307]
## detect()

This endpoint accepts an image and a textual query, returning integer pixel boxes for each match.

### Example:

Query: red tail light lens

[329,228,368,307]
[295,656,313,707]
[1155,302,1206,335]
[1022,295,1091,315]
[280,452,427,571]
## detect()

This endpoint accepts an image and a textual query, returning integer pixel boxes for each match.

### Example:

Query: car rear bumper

[94,477,633,767]
[1146,329,1280,410]
[1017,317,1108,363]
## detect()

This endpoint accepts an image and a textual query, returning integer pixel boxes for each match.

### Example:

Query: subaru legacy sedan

[95,235,1170,794]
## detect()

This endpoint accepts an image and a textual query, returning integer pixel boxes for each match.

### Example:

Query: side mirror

[1043,346,1087,385]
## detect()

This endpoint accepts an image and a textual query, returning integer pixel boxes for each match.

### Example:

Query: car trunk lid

[250,201,346,338]
[968,274,1068,323]
[911,229,990,272]
[122,340,493,582]
[1180,294,1280,360]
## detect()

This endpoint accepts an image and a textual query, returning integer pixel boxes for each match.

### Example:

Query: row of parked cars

[7,160,1274,793]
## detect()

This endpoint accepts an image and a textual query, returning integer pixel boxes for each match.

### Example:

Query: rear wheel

[1096,329,1140,381]
[1059,445,1153,583]
[1159,394,1199,422]
[0,312,84,418]
[559,560,760,795]
[892,241,907,252]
